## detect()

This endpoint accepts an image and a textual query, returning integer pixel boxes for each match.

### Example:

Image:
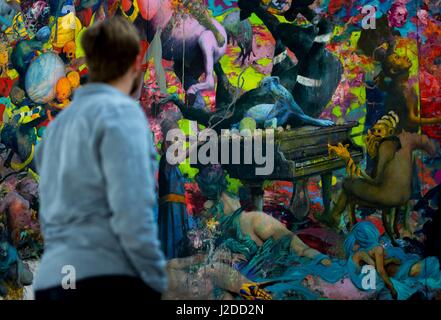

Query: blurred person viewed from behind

[34,17,167,300]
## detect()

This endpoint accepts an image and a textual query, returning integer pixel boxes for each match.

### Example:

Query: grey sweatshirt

[34,83,167,293]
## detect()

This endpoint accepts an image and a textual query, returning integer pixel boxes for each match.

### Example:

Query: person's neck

[220,192,241,216]
[108,75,132,96]
[393,72,409,86]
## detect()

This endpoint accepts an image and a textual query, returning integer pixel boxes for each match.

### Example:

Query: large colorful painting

[0,0,441,300]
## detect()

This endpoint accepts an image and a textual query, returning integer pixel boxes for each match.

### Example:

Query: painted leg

[321,172,333,216]
[214,63,235,108]
[315,188,347,229]
[289,178,311,222]
[403,202,412,235]
[188,3,225,47]
[393,207,401,239]
[383,208,398,246]
[187,31,216,95]
[348,200,357,229]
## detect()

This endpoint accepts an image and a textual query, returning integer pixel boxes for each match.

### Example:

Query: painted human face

[388,54,412,72]
[371,123,391,139]
[365,128,383,159]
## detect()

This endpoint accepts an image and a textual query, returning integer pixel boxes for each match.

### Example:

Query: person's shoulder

[99,103,148,138]
[371,245,385,255]
[96,93,145,121]
[98,91,139,110]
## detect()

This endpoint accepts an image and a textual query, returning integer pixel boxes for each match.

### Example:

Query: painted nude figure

[322,130,436,242]
[161,0,342,131]
[196,165,332,266]
[345,221,441,300]
[121,0,227,96]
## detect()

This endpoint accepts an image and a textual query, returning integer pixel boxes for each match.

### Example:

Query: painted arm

[356,251,376,267]
[375,72,393,91]
[159,94,235,130]
[373,246,397,299]
[328,140,395,184]
[404,85,441,125]
[328,143,362,178]
[290,234,325,261]
[288,98,334,127]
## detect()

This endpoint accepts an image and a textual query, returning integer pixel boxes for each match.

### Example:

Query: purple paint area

[435,169,441,184]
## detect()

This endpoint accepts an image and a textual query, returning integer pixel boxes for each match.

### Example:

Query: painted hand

[329,143,361,177]
[328,143,351,161]
[316,119,335,127]
[239,283,273,300]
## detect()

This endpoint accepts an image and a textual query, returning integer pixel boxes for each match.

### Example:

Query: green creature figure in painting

[0,99,47,173]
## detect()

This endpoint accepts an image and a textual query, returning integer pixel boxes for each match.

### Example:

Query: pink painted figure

[123,0,227,96]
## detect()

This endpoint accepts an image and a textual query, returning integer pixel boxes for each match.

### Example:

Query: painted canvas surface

[0,0,441,300]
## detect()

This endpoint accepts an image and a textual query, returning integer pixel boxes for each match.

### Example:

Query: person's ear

[133,52,144,73]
